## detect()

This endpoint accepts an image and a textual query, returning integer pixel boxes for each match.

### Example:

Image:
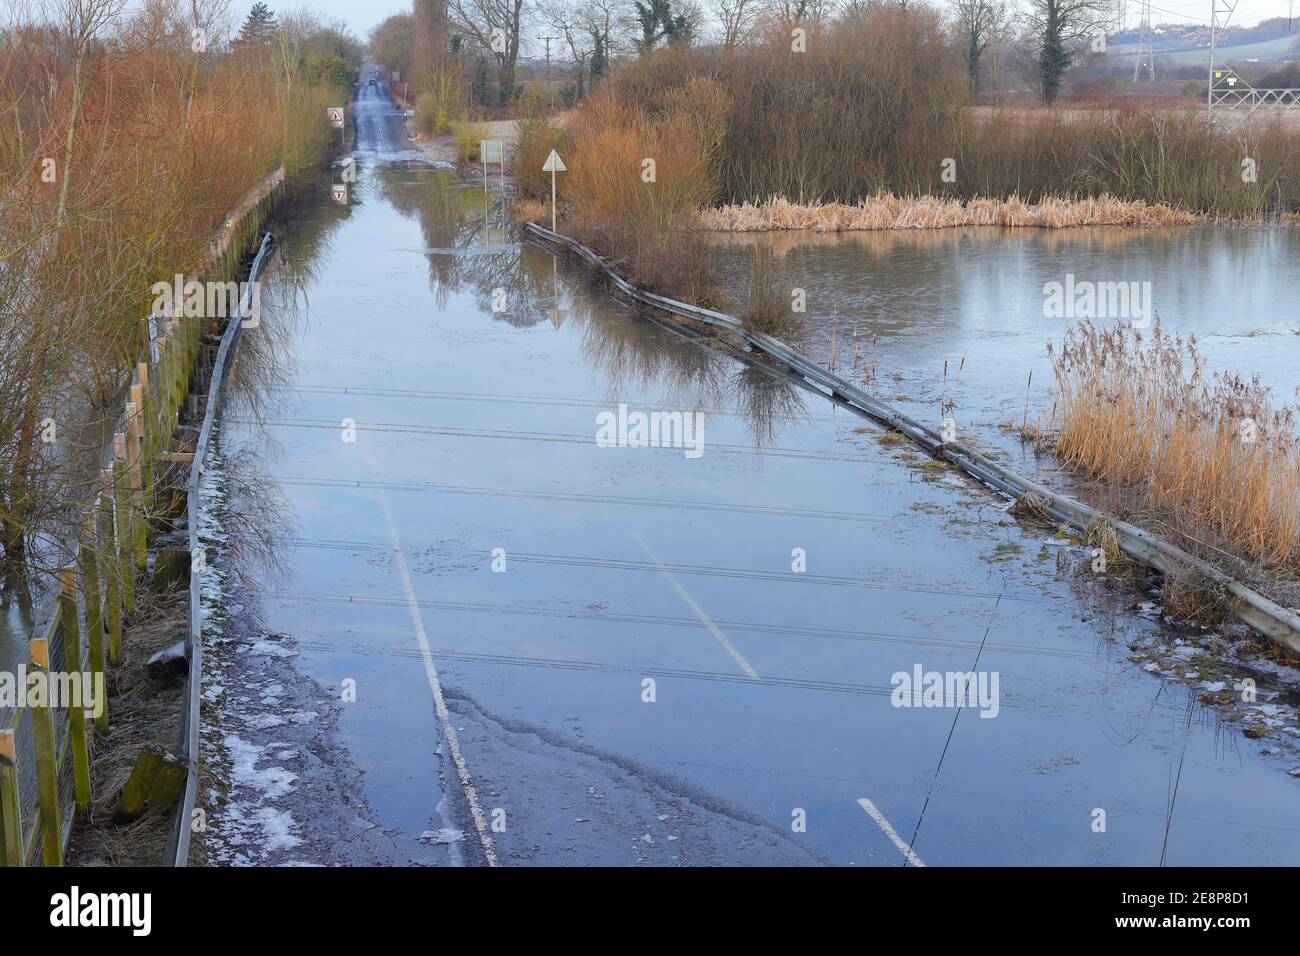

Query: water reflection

[363,161,814,452]
[706,224,1202,258]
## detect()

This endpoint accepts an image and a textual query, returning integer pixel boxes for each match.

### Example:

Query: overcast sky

[229,0,1298,50]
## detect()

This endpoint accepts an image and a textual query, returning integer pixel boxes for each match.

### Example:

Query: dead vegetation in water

[739,244,804,343]
[511,197,549,224]
[699,194,1203,233]
[65,588,188,867]
[1033,320,1300,610]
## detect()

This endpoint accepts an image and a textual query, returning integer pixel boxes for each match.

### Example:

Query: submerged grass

[739,245,802,342]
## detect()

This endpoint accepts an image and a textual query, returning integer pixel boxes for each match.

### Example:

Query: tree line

[372,0,1124,110]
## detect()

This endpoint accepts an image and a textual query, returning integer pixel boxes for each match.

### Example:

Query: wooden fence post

[160,324,174,426]
[112,446,136,617]
[131,382,152,507]
[124,407,146,571]
[99,480,122,666]
[28,636,61,867]
[0,728,22,867]
[169,320,184,422]
[79,517,107,733]
[157,330,172,435]
[59,569,91,813]
[138,361,157,464]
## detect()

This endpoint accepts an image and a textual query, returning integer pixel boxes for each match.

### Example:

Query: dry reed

[1046,320,1300,574]
[699,194,1203,232]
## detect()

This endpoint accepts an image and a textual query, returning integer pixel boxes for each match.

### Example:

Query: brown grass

[65,589,187,867]
[1044,320,1300,574]
[699,193,1204,232]
[511,197,549,224]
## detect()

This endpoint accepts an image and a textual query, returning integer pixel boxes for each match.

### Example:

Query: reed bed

[699,194,1204,232]
[1046,321,1300,574]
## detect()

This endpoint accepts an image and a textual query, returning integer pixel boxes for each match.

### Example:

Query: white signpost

[542,149,566,232]
[326,107,344,129]
[331,184,348,205]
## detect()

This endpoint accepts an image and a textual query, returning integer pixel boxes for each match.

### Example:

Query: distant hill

[1109,17,1299,64]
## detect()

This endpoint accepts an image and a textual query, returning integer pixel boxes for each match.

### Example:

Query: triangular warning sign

[542,149,567,173]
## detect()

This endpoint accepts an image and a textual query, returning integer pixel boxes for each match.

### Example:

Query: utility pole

[1134,0,1155,82]
[541,35,557,107]
[1209,0,1237,120]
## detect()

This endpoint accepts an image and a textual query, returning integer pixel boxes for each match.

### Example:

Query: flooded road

[201,82,1300,866]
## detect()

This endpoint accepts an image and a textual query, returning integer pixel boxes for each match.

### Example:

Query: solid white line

[632,532,760,680]
[374,481,499,867]
[857,798,926,867]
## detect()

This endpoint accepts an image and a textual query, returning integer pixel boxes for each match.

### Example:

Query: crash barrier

[523,221,1300,654]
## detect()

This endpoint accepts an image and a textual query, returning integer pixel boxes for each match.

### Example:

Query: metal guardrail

[164,231,276,868]
[524,221,1300,654]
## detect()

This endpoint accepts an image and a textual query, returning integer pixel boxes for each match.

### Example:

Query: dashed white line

[632,532,761,680]
[857,798,926,867]
[374,477,499,867]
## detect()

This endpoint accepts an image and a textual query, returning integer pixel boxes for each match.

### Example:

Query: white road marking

[374,480,499,867]
[632,532,760,680]
[857,798,926,867]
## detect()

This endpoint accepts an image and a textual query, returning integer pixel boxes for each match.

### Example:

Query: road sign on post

[542,149,566,232]
[327,107,344,129]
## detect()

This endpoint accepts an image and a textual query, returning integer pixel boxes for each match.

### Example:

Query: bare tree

[447,0,529,103]
[1024,0,1113,104]
[370,12,415,80]
[772,0,833,26]
[538,0,592,97]
[49,0,126,249]
[952,0,1003,94]
[711,0,766,48]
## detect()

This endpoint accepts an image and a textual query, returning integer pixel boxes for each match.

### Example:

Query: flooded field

[707,226,1300,479]
[190,84,1300,867]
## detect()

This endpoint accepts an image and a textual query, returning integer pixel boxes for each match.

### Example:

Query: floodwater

[199,83,1300,866]
[707,227,1300,479]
